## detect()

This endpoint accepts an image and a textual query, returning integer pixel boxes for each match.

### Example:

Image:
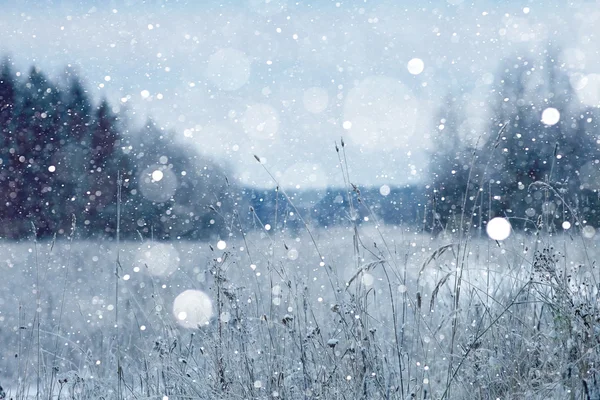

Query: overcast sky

[0,0,597,189]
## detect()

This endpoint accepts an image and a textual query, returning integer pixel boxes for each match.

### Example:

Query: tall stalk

[115,172,123,400]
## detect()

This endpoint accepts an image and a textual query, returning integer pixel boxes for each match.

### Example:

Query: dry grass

[0,216,599,400]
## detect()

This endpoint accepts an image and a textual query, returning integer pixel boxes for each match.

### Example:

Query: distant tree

[65,78,93,142]
[0,59,15,138]
[0,58,242,240]
[489,61,541,224]
[428,49,600,235]
[0,59,18,238]
[127,120,235,239]
[85,99,132,237]
[9,67,65,236]
[485,51,598,231]
[429,94,487,234]
[51,77,95,231]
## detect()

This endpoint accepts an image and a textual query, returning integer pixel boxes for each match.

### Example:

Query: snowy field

[1,225,599,399]
[3,0,600,399]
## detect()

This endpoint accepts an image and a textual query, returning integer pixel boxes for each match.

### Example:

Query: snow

[139,166,178,202]
[136,243,180,276]
[575,74,600,107]
[379,184,391,196]
[541,107,560,126]
[361,272,374,287]
[287,248,299,260]
[583,225,596,239]
[173,289,213,328]
[407,58,425,75]
[220,311,231,322]
[151,170,163,182]
[0,229,595,398]
[486,217,512,241]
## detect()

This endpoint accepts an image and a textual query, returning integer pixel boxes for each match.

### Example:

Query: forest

[0,59,235,240]
[1,49,600,241]
[430,50,600,235]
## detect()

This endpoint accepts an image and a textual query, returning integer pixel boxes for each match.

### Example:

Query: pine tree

[53,77,95,232]
[128,120,234,239]
[429,94,484,234]
[486,51,597,231]
[85,99,131,237]
[11,67,64,236]
[0,59,18,238]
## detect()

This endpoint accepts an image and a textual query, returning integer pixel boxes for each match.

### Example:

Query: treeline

[246,185,427,234]
[429,49,600,234]
[0,59,236,240]
[5,50,598,242]
[0,58,427,242]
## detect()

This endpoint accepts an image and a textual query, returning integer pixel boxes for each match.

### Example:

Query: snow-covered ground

[1,225,599,399]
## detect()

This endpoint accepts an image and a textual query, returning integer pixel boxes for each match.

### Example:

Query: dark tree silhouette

[0,59,18,238]
[429,94,490,235]
[489,53,598,231]
[127,120,234,240]
[0,60,245,240]
[51,77,95,230]
[9,67,65,236]
[85,99,132,236]
[432,50,600,234]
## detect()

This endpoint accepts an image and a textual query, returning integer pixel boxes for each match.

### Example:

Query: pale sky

[0,0,597,189]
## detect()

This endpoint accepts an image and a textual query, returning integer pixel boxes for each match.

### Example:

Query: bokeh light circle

[137,243,180,276]
[139,165,178,203]
[173,290,214,328]
[486,217,511,241]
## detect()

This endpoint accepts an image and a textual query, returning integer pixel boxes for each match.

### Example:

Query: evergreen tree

[430,50,600,234]
[0,59,17,238]
[490,62,540,223]
[0,59,238,240]
[129,120,234,239]
[53,77,95,231]
[429,94,485,234]
[486,52,597,231]
[85,99,131,237]
[65,78,92,143]
[11,67,64,236]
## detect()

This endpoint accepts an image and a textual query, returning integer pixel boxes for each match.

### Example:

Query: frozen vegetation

[2,218,600,399]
